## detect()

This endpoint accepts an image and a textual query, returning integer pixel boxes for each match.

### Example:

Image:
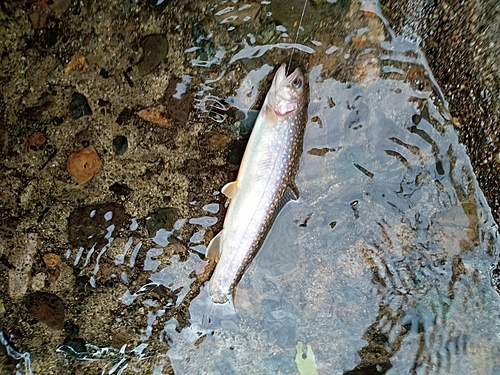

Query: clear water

[170,0,500,372]
[31,0,500,374]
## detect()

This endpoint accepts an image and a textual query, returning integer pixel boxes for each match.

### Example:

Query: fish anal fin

[263,104,278,126]
[222,181,238,199]
[275,186,299,219]
[206,231,223,262]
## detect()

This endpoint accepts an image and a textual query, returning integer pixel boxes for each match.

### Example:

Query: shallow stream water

[143,1,500,373]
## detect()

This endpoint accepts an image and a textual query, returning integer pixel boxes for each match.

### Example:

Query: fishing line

[288,0,308,73]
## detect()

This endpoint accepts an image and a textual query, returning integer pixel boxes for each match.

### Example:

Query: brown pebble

[64,53,88,73]
[67,145,103,184]
[451,117,462,128]
[25,292,65,330]
[137,107,172,126]
[26,131,47,151]
[352,35,367,45]
[204,131,229,150]
[43,253,61,268]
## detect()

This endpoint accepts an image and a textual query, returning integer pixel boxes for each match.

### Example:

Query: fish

[205,63,308,306]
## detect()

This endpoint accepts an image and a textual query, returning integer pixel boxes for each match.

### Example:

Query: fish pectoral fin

[206,231,223,262]
[222,181,238,199]
[263,104,278,126]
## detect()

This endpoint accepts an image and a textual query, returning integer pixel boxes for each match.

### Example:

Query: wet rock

[29,0,71,29]
[64,54,88,73]
[112,135,128,155]
[67,203,128,249]
[66,145,102,184]
[163,78,193,127]
[137,34,168,75]
[8,233,38,300]
[43,253,61,268]
[111,331,133,349]
[116,107,134,125]
[109,182,133,197]
[31,272,47,291]
[146,207,179,237]
[44,27,59,48]
[192,24,217,61]
[59,336,87,359]
[25,292,65,330]
[25,131,47,151]
[69,92,92,120]
[258,21,280,45]
[137,107,172,126]
[307,147,335,156]
[203,131,229,150]
[227,138,248,165]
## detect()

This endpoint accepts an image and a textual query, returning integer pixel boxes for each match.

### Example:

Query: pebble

[113,135,128,155]
[64,53,88,73]
[137,107,172,126]
[66,145,102,184]
[26,131,47,151]
[25,292,66,330]
[138,34,168,75]
[146,207,179,237]
[43,253,61,268]
[8,233,38,300]
[69,93,93,120]
[204,131,229,150]
[116,107,134,125]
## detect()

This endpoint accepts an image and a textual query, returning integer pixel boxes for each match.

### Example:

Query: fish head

[268,63,305,117]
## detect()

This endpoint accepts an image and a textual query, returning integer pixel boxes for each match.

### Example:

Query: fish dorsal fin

[222,181,238,199]
[206,231,223,262]
[263,104,278,126]
[275,186,299,219]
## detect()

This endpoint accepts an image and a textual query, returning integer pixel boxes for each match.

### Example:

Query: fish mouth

[275,63,303,87]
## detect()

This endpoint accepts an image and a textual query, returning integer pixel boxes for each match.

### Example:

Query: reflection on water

[38,0,500,374]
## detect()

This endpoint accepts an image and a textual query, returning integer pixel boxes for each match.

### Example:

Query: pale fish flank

[206,63,308,305]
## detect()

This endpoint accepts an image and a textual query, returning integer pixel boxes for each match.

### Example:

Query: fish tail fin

[188,285,240,332]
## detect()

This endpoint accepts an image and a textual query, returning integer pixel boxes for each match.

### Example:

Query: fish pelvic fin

[206,230,223,262]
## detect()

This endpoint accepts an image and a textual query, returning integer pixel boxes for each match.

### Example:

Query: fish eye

[292,77,303,89]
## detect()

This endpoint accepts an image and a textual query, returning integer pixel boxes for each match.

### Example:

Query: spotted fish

[206,63,308,305]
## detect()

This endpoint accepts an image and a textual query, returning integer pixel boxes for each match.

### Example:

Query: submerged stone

[192,24,217,61]
[69,93,92,120]
[112,135,128,155]
[66,145,102,184]
[146,207,179,237]
[137,34,168,75]
[25,292,65,330]
[67,203,128,249]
